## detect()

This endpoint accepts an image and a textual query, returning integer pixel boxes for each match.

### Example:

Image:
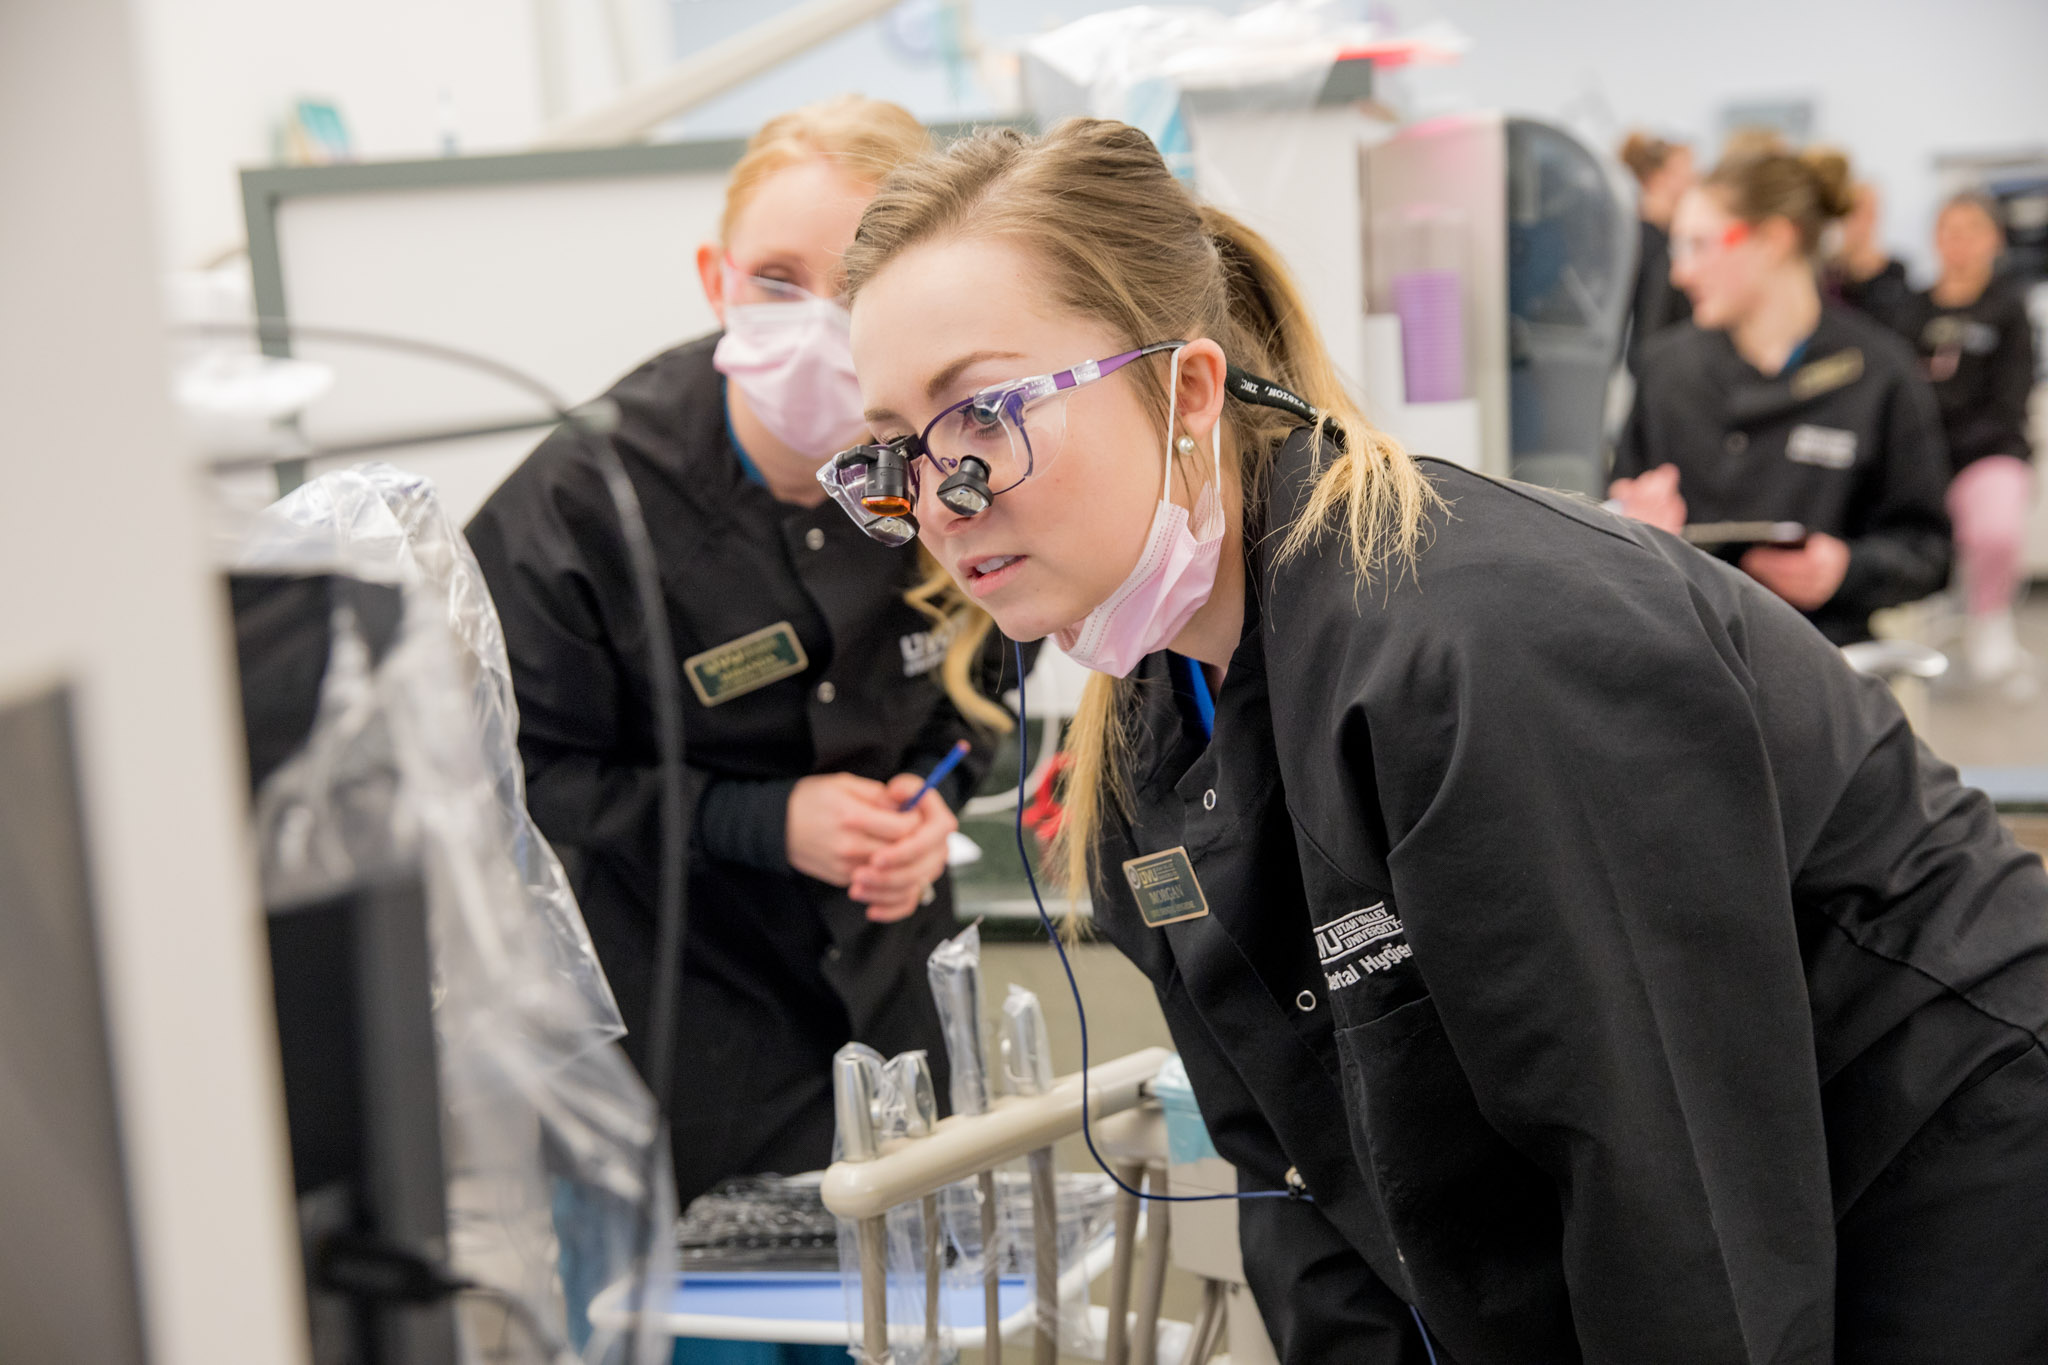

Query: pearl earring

[1176,435,1197,455]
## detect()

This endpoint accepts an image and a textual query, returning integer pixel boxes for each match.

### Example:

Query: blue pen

[900,738,972,810]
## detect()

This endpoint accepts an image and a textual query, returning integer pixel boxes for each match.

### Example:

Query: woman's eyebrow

[926,350,1028,401]
[863,350,1030,429]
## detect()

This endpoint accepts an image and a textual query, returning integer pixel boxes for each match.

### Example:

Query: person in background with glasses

[466,97,1013,1208]
[1610,144,1952,644]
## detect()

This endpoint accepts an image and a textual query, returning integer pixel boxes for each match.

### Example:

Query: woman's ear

[1759,215,1804,264]
[1173,338,1229,447]
[696,242,727,325]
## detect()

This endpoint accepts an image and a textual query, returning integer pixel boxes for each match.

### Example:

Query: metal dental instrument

[833,1048,889,1364]
[927,929,1002,1364]
[889,1051,944,1364]
[1003,987,1060,1365]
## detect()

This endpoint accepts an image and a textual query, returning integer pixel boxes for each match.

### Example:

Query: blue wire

[1174,653,1216,741]
[1010,641,1296,1206]
[1409,1305,1441,1364]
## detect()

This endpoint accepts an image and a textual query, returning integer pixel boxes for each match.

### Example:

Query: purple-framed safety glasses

[818,340,1184,541]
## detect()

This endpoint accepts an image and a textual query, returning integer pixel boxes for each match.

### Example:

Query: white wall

[0,2,308,1361]
[1389,0,2048,280]
[132,0,2048,273]
[131,0,675,270]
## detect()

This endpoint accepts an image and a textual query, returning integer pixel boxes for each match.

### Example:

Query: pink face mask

[712,288,868,460]
[1056,349,1225,678]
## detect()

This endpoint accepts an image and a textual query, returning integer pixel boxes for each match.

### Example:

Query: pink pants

[1947,455,2035,616]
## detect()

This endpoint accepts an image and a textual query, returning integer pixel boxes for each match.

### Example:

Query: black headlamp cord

[1010,639,1443,1363]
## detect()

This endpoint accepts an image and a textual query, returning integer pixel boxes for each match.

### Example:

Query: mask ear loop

[1162,344,1186,504]
[1164,347,1226,534]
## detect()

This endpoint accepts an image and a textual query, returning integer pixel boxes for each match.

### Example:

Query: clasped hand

[786,772,958,923]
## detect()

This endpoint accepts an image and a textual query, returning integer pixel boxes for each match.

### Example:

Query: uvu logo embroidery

[1315,902,1411,991]
[899,617,961,678]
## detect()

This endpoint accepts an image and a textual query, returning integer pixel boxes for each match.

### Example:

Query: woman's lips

[962,553,1026,598]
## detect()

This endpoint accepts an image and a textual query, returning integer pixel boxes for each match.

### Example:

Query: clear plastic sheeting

[1020,1,1362,183]
[236,461,623,1055]
[928,922,994,1118]
[233,462,668,1365]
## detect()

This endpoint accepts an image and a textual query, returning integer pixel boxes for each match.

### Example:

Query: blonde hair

[720,99,1012,739]
[720,96,931,246]
[1706,143,1856,255]
[843,118,1441,910]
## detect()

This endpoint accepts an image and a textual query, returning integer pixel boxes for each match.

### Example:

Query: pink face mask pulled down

[712,296,868,460]
[1056,349,1225,678]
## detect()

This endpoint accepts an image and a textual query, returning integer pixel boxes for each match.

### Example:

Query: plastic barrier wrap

[926,924,1007,1359]
[1021,1,1353,196]
[826,932,1126,1359]
[233,462,669,1365]
[832,1043,949,1364]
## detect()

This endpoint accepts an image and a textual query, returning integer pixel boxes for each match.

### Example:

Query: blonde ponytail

[844,119,1442,914]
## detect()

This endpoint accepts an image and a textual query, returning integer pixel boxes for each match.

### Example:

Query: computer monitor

[0,684,150,1362]
[230,571,458,1365]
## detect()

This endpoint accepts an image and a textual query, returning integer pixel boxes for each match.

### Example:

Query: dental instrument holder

[832,1050,891,1362]
[927,925,1003,1363]
[1003,986,1060,1365]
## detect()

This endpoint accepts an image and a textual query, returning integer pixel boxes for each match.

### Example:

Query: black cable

[180,319,688,1359]
[1008,648,1448,1357]
[1009,641,1295,1207]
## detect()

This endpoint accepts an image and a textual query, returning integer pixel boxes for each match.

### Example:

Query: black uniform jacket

[1827,258,1913,335]
[1624,219,1692,376]
[1894,276,2037,471]
[1089,436,2048,1364]
[467,335,996,1203]
[1614,307,1951,644]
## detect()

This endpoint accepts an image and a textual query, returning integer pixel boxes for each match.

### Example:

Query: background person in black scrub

[1617,131,1695,375]
[1611,145,1952,644]
[1895,191,2039,685]
[467,97,1010,1205]
[1827,180,1913,330]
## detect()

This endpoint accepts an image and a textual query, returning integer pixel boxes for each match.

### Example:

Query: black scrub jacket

[467,335,1000,1204]
[1893,276,2037,472]
[1091,433,2048,1364]
[1614,306,1951,644]
[1623,219,1692,376]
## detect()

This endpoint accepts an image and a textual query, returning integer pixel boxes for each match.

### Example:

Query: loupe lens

[861,447,914,516]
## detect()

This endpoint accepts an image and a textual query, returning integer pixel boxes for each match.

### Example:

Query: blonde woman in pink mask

[469,97,1013,1205]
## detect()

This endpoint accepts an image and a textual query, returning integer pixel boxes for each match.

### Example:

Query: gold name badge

[683,621,810,707]
[1121,846,1211,927]
[1790,347,1864,400]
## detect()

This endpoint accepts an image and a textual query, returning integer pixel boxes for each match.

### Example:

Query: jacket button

[805,527,827,551]
[816,681,837,703]
[1202,788,1217,811]
[1725,431,1749,455]
[1295,989,1316,1012]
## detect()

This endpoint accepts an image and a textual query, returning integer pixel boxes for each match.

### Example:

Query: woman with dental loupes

[467,97,1016,1207]
[822,118,2048,1363]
